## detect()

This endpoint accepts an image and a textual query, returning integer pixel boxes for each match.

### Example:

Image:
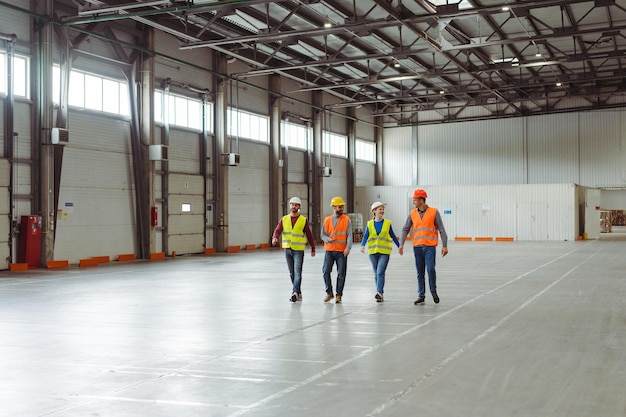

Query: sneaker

[290,292,297,302]
[324,293,334,302]
[432,292,440,304]
[375,293,384,302]
[335,295,342,303]
[414,296,425,305]
[297,293,303,301]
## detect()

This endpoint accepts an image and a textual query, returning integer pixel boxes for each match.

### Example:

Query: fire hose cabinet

[18,215,42,268]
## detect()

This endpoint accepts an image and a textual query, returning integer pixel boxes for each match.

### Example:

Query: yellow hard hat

[330,196,346,206]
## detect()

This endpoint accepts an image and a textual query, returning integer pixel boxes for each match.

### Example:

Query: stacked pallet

[610,210,626,226]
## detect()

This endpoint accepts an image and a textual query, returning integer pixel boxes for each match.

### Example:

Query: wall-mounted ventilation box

[222,153,240,166]
[149,144,168,161]
[51,128,69,145]
[320,166,332,177]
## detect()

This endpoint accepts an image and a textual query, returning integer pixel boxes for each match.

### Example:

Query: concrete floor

[1,235,626,417]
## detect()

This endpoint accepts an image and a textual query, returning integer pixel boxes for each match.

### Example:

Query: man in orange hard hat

[399,189,448,305]
[320,196,352,303]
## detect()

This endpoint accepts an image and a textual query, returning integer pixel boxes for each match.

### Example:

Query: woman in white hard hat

[360,202,400,302]
[272,196,316,302]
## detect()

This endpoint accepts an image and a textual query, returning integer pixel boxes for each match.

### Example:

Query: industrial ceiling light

[324,22,332,28]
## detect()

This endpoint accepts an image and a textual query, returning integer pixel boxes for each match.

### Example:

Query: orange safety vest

[323,215,350,251]
[409,207,439,247]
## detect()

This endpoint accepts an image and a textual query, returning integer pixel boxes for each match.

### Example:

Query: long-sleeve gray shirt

[399,206,448,247]
[321,215,353,251]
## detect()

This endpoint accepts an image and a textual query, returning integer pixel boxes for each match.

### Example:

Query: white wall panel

[0,1,31,41]
[418,118,525,185]
[527,113,579,184]
[382,126,413,186]
[155,31,212,87]
[281,78,312,118]
[355,184,579,242]
[601,189,626,210]
[322,158,348,211]
[231,77,268,115]
[579,110,626,187]
[228,140,270,246]
[356,161,375,186]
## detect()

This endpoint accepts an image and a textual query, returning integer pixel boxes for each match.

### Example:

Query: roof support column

[213,53,229,252]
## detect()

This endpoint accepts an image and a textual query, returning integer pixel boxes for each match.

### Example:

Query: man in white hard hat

[320,196,352,303]
[272,196,316,302]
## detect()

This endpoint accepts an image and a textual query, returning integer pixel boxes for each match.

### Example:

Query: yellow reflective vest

[366,219,393,255]
[282,215,307,250]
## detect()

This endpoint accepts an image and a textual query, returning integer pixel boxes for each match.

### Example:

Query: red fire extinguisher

[151,206,158,227]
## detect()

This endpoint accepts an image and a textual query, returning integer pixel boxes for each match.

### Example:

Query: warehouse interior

[1,0,626,416]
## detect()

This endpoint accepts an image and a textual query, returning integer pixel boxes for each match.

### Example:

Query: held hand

[442,247,448,257]
[398,246,404,256]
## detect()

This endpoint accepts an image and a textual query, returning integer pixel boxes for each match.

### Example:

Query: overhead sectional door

[228,140,270,247]
[167,128,205,255]
[0,160,9,270]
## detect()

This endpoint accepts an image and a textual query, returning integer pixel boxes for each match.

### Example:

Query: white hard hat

[289,197,302,205]
[370,201,386,212]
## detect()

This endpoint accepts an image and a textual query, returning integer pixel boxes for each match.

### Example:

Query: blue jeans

[285,249,304,294]
[322,251,347,296]
[413,245,437,297]
[369,253,390,294]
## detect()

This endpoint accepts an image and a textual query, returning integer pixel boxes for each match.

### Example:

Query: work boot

[414,296,425,305]
[324,293,334,302]
[432,292,440,304]
[335,295,342,303]
[375,293,384,302]
[297,293,303,301]
[290,292,297,302]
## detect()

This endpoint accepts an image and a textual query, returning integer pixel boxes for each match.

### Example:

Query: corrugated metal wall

[384,109,626,190]
[355,184,579,242]
[381,126,413,186]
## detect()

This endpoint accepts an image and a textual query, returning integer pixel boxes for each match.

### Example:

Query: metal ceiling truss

[44,0,626,124]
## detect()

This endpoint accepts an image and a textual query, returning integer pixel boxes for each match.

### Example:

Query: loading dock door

[0,160,9,269]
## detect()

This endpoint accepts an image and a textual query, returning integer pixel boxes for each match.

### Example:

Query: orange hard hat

[412,189,428,199]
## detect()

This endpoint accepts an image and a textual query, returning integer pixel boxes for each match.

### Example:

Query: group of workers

[271,189,448,305]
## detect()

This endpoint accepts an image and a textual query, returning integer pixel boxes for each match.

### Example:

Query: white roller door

[0,159,10,269]
[168,173,205,254]
[228,140,270,247]
[54,113,135,263]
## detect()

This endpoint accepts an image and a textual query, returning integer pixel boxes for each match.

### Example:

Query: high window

[0,51,29,98]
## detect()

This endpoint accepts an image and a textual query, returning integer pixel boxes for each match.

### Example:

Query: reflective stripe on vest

[323,215,349,251]
[367,219,393,255]
[282,215,307,250]
[409,207,438,247]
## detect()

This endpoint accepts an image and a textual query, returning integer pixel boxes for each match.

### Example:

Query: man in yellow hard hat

[272,196,316,302]
[399,189,448,305]
[320,196,352,303]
